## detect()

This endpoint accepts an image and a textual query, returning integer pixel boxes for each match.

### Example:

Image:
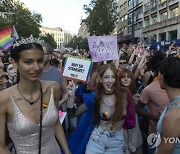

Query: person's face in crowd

[6,64,17,78]
[0,56,4,69]
[0,69,7,91]
[120,73,132,87]
[101,68,115,94]
[119,60,127,69]
[43,46,51,65]
[0,69,6,85]
[14,48,44,81]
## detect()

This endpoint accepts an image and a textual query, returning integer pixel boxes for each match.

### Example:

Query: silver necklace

[17,83,41,105]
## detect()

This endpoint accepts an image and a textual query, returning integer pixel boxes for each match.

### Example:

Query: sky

[20,0,91,35]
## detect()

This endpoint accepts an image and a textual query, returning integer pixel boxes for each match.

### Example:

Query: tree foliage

[40,33,57,49]
[0,0,42,37]
[83,0,118,36]
[65,36,89,51]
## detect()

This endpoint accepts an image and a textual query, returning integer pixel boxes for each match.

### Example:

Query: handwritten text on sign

[63,57,92,82]
[88,35,118,62]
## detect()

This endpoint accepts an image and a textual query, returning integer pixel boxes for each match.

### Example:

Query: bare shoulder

[164,107,180,122]
[0,86,15,110]
[163,107,180,135]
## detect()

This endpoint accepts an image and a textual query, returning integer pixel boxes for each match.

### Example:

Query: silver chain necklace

[17,83,41,105]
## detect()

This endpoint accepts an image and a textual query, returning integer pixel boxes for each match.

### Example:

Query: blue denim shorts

[85,127,124,154]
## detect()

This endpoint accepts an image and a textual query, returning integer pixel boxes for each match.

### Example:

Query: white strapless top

[7,88,61,154]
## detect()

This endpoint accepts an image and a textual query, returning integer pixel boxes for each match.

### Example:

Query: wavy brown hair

[94,63,123,126]
[119,69,137,95]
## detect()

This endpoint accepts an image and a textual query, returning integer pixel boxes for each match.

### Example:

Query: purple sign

[88,35,118,62]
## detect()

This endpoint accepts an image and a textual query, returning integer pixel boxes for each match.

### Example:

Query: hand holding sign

[66,80,77,97]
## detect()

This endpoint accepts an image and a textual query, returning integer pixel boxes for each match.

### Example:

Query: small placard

[62,56,92,82]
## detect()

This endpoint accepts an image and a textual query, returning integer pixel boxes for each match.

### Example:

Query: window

[153,34,157,42]
[160,0,167,3]
[121,16,125,21]
[128,13,132,24]
[144,18,150,26]
[124,2,128,8]
[160,12,167,21]
[168,30,177,40]
[135,22,142,30]
[170,7,178,18]
[152,16,157,24]
[128,26,132,33]
[128,0,133,7]
[124,14,128,20]
[159,32,166,41]
[144,2,150,11]
[151,0,157,7]
[120,4,123,10]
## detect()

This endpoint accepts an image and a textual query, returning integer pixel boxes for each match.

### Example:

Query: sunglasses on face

[119,62,127,65]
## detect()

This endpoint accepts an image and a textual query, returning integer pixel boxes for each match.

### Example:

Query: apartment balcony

[168,0,179,6]
[144,10,150,17]
[134,14,143,21]
[142,15,180,33]
[159,1,167,10]
[151,6,157,14]
[129,1,143,11]
[117,20,128,30]
[138,14,143,20]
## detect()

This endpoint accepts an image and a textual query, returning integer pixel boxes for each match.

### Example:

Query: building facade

[117,0,129,43]
[40,26,72,49]
[142,0,180,42]
[117,0,180,46]
[117,0,143,44]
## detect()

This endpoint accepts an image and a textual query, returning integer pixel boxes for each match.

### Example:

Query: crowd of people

[0,36,179,154]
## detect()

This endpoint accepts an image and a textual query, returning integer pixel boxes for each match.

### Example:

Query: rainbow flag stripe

[42,102,48,109]
[0,27,15,51]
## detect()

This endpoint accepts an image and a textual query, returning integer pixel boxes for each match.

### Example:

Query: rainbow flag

[0,26,15,51]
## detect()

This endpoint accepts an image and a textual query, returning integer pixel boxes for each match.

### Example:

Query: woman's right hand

[66,80,76,108]
[66,80,76,97]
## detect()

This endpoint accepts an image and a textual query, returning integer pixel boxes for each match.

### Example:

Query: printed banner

[88,35,118,62]
[62,56,92,82]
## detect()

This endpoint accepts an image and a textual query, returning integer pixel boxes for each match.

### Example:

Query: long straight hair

[94,64,123,126]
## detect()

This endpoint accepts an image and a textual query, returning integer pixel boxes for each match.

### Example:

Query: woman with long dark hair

[0,36,70,154]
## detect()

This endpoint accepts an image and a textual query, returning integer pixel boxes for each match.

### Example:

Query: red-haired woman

[119,69,143,154]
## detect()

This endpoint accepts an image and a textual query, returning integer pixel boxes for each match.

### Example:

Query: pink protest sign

[88,35,118,62]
